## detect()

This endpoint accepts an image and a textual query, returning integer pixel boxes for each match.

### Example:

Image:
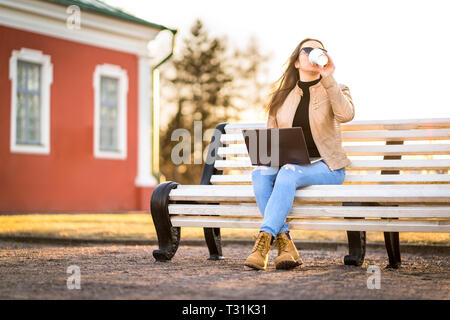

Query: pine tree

[159,19,271,184]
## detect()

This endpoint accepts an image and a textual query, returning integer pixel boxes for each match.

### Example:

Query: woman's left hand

[310,51,335,78]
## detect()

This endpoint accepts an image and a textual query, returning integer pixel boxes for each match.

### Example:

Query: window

[9,48,53,154]
[93,64,128,159]
[99,76,120,152]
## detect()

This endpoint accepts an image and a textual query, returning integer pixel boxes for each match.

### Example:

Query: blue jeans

[251,160,346,237]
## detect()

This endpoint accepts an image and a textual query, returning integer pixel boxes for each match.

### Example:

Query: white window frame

[9,48,53,154]
[93,64,128,160]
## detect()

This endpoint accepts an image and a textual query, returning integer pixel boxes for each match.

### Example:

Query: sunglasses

[299,47,327,55]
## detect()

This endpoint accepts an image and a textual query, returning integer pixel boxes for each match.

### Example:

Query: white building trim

[93,64,128,160]
[0,0,160,57]
[9,48,53,155]
[135,56,158,187]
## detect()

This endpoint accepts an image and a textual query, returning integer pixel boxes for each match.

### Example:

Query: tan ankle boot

[244,231,273,270]
[274,232,303,270]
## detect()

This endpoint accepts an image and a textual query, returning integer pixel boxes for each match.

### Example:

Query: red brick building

[0,0,176,212]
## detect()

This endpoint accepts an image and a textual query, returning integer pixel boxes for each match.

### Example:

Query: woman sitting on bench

[244,37,355,271]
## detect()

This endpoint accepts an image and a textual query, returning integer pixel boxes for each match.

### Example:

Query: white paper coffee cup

[309,48,328,67]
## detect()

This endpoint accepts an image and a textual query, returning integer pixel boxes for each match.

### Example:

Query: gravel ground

[0,241,448,300]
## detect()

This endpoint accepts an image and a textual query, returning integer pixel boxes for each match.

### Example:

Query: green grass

[0,213,448,245]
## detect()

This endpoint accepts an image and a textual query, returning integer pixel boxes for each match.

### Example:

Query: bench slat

[210,174,450,184]
[169,184,450,203]
[341,129,450,141]
[341,118,450,131]
[217,144,450,157]
[170,216,450,233]
[214,159,450,171]
[345,144,450,155]
[221,129,450,144]
[168,204,450,218]
[224,118,450,134]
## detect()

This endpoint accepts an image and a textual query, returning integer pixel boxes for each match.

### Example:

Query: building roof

[43,0,177,33]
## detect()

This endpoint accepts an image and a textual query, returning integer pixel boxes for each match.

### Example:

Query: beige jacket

[267,74,355,171]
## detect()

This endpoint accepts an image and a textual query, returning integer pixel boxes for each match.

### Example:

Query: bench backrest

[212,118,450,185]
[167,118,450,233]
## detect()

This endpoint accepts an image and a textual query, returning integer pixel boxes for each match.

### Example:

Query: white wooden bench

[150,118,450,268]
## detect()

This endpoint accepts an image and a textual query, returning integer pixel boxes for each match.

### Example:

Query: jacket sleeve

[320,74,355,123]
[267,113,278,129]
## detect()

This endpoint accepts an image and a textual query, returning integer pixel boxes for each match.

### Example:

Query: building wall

[0,25,143,213]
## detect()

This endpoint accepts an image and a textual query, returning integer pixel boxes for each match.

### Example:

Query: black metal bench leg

[204,227,225,260]
[199,122,228,260]
[150,181,181,262]
[384,231,401,268]
[381,142,402,269]
[344,230,366,266]
[342,202,366,266]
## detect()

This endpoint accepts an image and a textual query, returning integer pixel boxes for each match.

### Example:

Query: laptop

[242,127,322,168]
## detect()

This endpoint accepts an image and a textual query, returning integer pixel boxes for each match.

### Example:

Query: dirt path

[0,241,448,299]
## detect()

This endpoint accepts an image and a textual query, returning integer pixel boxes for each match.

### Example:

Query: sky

[105,0,450,122]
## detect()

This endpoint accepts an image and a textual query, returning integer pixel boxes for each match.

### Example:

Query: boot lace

[252,233,270,253]
[275,235,289,254]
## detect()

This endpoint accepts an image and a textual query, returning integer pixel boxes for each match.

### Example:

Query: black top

[292,75,322,157]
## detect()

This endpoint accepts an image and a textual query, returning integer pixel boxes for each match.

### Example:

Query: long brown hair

[264,38,326,121]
